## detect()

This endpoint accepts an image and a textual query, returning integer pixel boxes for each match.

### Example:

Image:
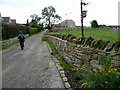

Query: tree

[91,20,99,28]
[41,6,61,30]
[26,19,29,26]
[30,14,42,25]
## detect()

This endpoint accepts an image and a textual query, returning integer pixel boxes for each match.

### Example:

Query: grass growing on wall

[42,36,58,55]
[58,56,75,71]
[51,28,119,42]
[42,36,75,71]
[42,35,120,88]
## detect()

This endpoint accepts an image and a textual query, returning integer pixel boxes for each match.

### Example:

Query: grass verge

[50,28,119,42]
[42,36,75,71]
[42,36,58,55]
[1,40,19,51]
[58,56,75,71]
[1,34,30,51]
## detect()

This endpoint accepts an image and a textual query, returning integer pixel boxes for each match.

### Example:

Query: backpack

[18,34,25,39]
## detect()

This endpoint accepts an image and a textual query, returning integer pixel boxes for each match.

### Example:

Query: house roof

[2,17,10,23]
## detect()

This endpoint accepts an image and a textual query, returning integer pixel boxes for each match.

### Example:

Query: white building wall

[0,13,2,37]
[118,1,120,26]
[60,20,76,28]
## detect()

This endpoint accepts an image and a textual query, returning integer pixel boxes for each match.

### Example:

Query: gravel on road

[2,31,65,88]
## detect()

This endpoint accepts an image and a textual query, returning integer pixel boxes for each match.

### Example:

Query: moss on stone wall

[45,34,120,71]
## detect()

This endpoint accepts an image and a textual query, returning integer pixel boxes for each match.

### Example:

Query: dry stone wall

[0,37,18,46]
[0,34,29,46]
[45,34,120,71]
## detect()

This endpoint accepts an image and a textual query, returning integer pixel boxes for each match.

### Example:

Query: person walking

[18,31,25,50]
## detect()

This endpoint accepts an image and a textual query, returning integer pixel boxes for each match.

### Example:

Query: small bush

[37,25,43,32]
[2,23,28,40]
[91,20,99,28]
[28,27,38,35]
[42,36,48,41]
[30,24,43,32]
[81,54,120,88]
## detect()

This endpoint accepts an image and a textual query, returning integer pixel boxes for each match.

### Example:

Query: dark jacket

[18,34,25,42]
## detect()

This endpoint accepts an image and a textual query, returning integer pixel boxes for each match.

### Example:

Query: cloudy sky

[0,0,119,26]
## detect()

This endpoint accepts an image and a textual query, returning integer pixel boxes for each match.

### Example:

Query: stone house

[52,19,76,30]
[2,17,16,24]
[11,19,16,24]
[2,17,11,23]
[0,13,2,24]
[0,13,2,37]
[60,19,76,28]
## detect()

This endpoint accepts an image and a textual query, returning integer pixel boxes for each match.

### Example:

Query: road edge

[45,42,73,90]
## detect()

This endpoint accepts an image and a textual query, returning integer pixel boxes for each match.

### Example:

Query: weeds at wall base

[1,34,30,51]
[42,35,120,89]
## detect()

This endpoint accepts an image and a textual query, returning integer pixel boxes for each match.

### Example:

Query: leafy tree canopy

[41,6,61,30]
[91,20,99,28]
[30,14,42,25]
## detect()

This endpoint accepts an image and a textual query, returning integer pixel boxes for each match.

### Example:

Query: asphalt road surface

[2,31,65,88]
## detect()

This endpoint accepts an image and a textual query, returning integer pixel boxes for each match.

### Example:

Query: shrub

[2,23,28,40]
[91,20,99,28]
[30,24,43,32]
[28,27,38,35]
[81,55,120,88]
[37,25,43,32]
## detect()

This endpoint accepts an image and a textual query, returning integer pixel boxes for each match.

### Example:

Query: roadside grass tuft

[42,36,58,55]
[1,34,30,51]
[1,41,19,51]
[58,56,75,71]
[42,36,75,71]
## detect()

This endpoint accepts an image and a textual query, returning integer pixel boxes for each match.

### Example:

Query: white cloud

[0,0,119,26]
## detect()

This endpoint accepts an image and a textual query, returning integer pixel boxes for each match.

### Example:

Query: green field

[51,28,119,42]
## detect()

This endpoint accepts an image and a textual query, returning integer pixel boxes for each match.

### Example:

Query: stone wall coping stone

[47,34,120,53]
[46,34,120,69]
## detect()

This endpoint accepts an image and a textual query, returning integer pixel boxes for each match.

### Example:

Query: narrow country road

[2,30,65,88]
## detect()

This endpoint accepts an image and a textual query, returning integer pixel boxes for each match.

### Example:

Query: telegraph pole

[80,0,88,37]
[81,0,84,37]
